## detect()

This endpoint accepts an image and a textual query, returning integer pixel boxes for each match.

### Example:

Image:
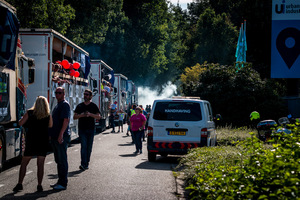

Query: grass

[216,125,254,146]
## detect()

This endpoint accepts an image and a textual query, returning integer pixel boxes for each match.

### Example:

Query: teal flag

[235,21,247,71]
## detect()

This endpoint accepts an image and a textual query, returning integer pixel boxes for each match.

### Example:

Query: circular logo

[175,122,179,127]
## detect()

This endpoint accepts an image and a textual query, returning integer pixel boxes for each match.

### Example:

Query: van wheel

[0,135,4,172]
[148,152,156,162]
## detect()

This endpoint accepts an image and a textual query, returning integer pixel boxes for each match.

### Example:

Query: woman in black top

[13,96,53,192]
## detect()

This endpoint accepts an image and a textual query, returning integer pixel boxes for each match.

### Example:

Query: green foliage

[178,127,300,199]
[180,63,287,126]
[194,8,237,65]
[217,126,254,146]
[7,0,75,35]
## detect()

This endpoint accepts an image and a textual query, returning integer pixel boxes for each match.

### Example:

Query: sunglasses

[84,93,91,96]
[55,91,63,94]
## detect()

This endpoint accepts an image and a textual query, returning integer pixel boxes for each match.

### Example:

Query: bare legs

[17,156,46,185]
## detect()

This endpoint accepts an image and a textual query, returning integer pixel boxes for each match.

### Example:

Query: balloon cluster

[56,59,81,77]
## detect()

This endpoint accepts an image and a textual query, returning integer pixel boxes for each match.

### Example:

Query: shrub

[178,128,300,199]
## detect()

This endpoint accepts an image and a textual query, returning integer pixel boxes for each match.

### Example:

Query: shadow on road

[0,189,61,200]
[118,142,134,146]
[135,156,181,171]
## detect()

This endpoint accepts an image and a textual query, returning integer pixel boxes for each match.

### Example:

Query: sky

[169,0,194,10]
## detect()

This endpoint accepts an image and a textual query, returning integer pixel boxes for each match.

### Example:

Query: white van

[147,97,217,161]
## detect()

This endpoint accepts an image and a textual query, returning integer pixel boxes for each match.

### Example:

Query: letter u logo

[275,4,284,14]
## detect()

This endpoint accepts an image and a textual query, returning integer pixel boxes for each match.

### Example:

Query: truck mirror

[28,68,35,84]
[93,80,97,88]
[28,58,35,68]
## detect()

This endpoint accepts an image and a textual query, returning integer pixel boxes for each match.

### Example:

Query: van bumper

[147,140,203,155]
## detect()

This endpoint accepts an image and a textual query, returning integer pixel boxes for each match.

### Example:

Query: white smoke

[138,81,178,107]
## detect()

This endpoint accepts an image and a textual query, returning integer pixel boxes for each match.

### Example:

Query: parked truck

[0,0,35,171]
[19,29,94,140]
[90,59,114,132]
[127,80,138,107]
[113,73,128,112]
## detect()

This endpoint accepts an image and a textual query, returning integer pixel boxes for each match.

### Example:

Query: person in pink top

[130,106,147,154]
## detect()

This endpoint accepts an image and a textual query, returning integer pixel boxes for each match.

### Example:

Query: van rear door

[151,100,205,143]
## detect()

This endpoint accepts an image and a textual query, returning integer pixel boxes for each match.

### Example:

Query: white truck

[0,0,35,171]
[90,59,114,132]
[19,29,95,140]
[127,80,138,108]
[113,73,128,111]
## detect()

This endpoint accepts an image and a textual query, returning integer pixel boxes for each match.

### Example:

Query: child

[117,109,125,132]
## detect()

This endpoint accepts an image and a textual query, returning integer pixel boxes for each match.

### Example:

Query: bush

[178,127,300,199]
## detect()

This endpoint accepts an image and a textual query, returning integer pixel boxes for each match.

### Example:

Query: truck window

[153,102,202,121]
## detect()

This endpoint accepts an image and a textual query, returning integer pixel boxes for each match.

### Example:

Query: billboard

[271,0,300,78]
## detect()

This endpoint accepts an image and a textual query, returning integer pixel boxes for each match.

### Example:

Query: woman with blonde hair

[13,96,53,192]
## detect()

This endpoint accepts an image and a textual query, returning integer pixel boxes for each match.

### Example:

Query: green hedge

[177,127,300,199]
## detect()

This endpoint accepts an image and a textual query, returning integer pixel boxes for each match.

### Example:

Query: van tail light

[201,128,208,137]
[148,126,153,136]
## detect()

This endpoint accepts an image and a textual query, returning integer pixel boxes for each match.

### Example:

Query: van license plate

[169,131,186,136]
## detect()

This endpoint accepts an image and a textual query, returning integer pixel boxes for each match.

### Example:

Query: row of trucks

[0,0,138,171]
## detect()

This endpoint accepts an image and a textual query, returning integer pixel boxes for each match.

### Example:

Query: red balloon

[69,64,73,70]
[69,69,75,76]
[73,62,80,69]
[74,71,80,77]
[62,59,70,69]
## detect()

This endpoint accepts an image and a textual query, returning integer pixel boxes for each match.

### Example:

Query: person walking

[13,96,53,192]
[130,106,147,154]
[139,105,148,141]
[74,89,101,170]
[109,101,118,133]
[49,87,71,190]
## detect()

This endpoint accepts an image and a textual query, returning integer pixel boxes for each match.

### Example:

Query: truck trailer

[19,29,94,140]
[113,73,128,112]
[90,59,114,132]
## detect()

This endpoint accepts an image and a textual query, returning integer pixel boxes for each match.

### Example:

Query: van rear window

[153,102,202,121]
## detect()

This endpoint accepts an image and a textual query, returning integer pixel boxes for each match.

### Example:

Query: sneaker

[111,130,115,133]
[50,183,58,188]
[37,185,43,192]
[134,150,139,154]
[126,133,129,136]
[53,184,66,190]
[117,130,120,133]
[79,165,85,171]
[13,183,23,192]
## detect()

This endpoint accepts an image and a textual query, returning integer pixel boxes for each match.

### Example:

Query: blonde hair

[30,96,50,119]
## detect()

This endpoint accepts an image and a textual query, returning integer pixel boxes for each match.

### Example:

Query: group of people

[13,85,150,192]
[13,87,101,192]
[109,102,149,154]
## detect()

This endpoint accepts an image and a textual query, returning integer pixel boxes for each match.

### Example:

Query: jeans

[51,134,70,187]
[132,130,143,151]
[79,129,95,168]
[109,116,115,131]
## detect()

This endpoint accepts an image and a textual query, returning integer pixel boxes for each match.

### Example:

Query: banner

[271,0,300,78]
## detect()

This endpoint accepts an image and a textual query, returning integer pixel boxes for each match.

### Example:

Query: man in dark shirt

[74,89,101,170]
[49,87,70,190]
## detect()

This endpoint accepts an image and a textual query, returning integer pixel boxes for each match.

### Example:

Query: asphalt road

[0,124,185,200]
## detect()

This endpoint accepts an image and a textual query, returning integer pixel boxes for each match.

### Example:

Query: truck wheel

[0,135,4,172]
[148,152,156,162]
[160,153,168,158]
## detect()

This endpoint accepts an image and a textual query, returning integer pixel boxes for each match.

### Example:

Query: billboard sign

[271,0,300,78]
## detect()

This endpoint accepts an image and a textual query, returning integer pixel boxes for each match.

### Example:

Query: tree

[180,63,287,126]
[194,8,237,65]
[7,0,75,35]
